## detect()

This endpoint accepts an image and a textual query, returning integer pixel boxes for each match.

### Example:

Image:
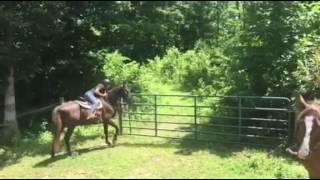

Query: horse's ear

[299,95,310,108]
[122,82,128,88]
[310,104,320,127]
[316,117,320,127]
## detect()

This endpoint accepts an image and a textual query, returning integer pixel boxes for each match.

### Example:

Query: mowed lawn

[0,125,308,179]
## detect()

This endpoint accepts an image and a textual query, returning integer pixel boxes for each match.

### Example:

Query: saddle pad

[75,100,103,109]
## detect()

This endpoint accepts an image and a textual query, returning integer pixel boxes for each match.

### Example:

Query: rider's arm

[99,89,107,97]
[94,84,107,97]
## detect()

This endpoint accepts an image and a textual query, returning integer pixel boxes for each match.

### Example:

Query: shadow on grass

[33,144,110,168]
[33,153,69,167]
[162,124,299,165]
[118,141,176,149]
[0,129,106,170]
[33,140,177,168]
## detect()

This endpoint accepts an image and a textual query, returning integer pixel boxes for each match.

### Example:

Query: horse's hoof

[112,140,117,146]
[106,141,112,146]
[69,152,78,158]
[71,153,79,158]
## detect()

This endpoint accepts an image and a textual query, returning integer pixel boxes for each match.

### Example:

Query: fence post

[154,95,158,137]
[119,97,123,135]
[59,97,65,104]
[287,102,293,146]
[129,100,132,135]
[194,96,198,140]
[238,97,242,142]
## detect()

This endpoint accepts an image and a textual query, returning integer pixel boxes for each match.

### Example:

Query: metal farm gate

[119,94,293,147]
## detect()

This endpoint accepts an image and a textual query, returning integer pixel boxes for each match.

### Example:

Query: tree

[2,66,19,143]
[0,1,105,138]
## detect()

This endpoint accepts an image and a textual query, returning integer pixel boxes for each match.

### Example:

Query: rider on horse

[83,79,112,119]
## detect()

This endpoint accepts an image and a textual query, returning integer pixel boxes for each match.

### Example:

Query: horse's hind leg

[107,119,119,145]
[51,120,64,158]
[103,120,112,146]
[64,126,75,156]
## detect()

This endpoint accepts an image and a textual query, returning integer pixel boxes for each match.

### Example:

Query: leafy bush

[292,37,320,99]
[147,45,232,96]
[90,50,148,94]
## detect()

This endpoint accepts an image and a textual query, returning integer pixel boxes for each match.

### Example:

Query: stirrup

[78,96,86,101]
[87,113,96,120]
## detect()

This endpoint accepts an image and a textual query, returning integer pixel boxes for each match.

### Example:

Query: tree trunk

[216,4,220,46]
[236,1,240,20]
[3,66,19,143]
[242,1,246,30]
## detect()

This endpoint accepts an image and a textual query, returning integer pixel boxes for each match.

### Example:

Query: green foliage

[0,126,20,146]
[146,45,232,96]
[90,50,148,94]
[293,49,320,98]
[0,1,106,115]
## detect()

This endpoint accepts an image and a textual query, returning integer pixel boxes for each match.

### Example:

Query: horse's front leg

[107,119,119,145]
[103,119,112,146]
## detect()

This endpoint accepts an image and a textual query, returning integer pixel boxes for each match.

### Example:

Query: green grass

[0,126,307,178]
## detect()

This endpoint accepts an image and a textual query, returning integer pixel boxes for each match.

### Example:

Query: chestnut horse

[51,84,129,158]
[287,95,320,178]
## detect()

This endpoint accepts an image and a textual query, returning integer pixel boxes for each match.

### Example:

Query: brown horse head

[106,82,130,104]
[294,95,320,160]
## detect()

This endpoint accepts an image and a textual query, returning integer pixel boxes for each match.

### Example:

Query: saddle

[75,97,103,110]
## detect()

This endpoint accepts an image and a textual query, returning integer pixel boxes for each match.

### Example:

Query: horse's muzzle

[286,148,298,156]
[286,147,311,160]
[298,148,310,160]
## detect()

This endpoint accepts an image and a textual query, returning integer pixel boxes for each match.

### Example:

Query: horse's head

[294,95,320,160]
[106,83,130,103]
[119,82,130,102]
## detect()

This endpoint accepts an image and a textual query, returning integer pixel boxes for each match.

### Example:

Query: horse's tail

[52,106,58,123]
[51,105,63,127]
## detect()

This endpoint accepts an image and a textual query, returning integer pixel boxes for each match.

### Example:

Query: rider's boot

[87,111,97,120]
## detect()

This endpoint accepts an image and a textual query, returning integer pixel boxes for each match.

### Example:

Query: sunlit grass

[0,128,307,178]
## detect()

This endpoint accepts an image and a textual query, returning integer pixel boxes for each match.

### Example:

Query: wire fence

[120,94,294,147]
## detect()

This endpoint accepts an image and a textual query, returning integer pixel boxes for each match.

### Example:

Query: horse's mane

[108,86,122,94]
[107,86,124,105]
